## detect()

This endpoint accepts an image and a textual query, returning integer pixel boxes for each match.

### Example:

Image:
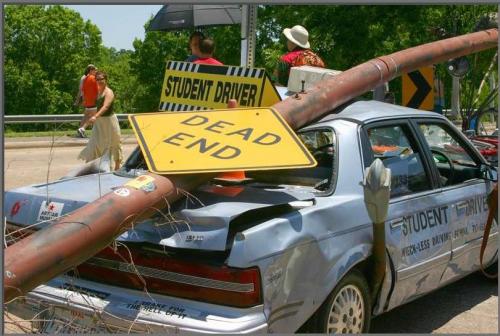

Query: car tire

[483,258,498,282]
[311,270,371,334]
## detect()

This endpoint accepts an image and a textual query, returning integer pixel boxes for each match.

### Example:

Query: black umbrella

[147,4,241,31]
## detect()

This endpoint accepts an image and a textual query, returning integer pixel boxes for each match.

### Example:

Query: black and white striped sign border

[166,61,265,78]
[159,102,209,112]
[167,62,200,73]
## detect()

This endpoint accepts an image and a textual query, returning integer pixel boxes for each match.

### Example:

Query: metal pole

[362,159,391,301]
[246,5,257,67]
[240,5,257,67]
[274,29,497,129]
[373,83,388,101]
[3,173,214,302]
[240,5,248,67]
[451,76,461,119]
[488,72,496,109]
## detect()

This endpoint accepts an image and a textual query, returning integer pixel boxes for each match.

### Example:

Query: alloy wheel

[326,284,365,334]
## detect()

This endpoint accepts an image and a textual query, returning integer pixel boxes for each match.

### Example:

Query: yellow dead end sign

[159,61,281,111]
[129,108,316,174]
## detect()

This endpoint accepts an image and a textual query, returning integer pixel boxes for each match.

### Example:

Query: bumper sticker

[114,188,131,197]
[10,200,28,217]
[121,300,187,319]
[125,175,156,192]
[37,201,64,222]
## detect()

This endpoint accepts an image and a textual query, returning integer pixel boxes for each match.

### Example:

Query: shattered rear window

[121,129,337,193]
[247,128,336,192]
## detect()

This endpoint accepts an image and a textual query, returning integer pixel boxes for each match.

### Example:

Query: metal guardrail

[4,109,493,124]
[4,114,132,124]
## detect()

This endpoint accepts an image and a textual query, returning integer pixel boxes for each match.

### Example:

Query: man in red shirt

[78,65,99,137]
[193,38,223,65]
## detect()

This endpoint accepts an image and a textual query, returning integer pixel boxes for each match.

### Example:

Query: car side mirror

[480,163,498,182]
[362,159,392,224]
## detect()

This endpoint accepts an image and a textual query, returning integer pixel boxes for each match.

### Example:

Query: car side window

[418,123,481,186]
[367,124,432,198]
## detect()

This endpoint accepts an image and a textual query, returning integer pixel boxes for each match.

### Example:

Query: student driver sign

[129,108,316,174]
[159,61,281,111]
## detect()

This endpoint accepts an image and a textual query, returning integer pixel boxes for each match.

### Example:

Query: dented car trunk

[5,170,316,310]
[6,172,315,250]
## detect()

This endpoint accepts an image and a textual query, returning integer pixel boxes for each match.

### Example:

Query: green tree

[255,5,497,113]
[130,21,241,112]
[4,4,102,130]
[98,47,139,114]
[424,5,498,126]
[203,25,241,66]
[130,25,190,112]
[5,4,496,132]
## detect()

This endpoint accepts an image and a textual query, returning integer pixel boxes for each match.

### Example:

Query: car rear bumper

[6,276,268,334]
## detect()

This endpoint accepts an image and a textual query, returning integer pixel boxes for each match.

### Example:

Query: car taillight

[75,246,262,308]
[6,224,261,307]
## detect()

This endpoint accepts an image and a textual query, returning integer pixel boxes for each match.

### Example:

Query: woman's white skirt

[78,114,122,167]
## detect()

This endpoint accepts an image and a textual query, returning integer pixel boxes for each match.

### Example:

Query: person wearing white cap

[274,25,325,86]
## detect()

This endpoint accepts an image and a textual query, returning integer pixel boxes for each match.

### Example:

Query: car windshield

[120,129,336,192]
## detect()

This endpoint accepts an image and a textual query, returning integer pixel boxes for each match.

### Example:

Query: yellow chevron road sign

[402,66,434,111]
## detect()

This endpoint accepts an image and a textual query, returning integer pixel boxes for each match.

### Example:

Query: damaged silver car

[5,100,498,333]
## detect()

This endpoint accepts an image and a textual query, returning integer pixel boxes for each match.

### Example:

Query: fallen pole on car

[3,173,213,302]
[275,28,498,129]
[4,101,239,302]
[3,29,498,302]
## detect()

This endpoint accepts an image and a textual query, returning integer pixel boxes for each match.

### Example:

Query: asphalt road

[4,140,137,190]
[3,139,498,334]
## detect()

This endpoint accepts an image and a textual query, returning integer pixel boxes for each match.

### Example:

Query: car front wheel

[314,270,371,334]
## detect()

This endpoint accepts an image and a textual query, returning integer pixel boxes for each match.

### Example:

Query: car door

[412,119,497,282]
[362,119,453,311]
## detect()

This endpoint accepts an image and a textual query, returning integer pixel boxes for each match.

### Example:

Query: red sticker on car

[10,200,27,217]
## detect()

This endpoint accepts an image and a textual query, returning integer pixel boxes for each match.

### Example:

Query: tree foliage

[129,23,240,112]
[99,47,139,114]
[129,29,189,112]
[4,5,102,122]
[255,5,497,112]
[129,5,496,114]
[4,4,497,131]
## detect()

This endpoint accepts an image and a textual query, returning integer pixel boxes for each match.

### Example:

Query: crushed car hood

[5,173,315,251]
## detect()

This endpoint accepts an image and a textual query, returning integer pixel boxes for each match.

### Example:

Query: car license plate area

[40,307,108,334]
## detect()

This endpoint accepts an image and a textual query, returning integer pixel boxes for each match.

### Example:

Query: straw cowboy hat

[283,25,310,49]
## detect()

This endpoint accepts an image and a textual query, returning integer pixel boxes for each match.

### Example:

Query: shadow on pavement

[370,271,498,333]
